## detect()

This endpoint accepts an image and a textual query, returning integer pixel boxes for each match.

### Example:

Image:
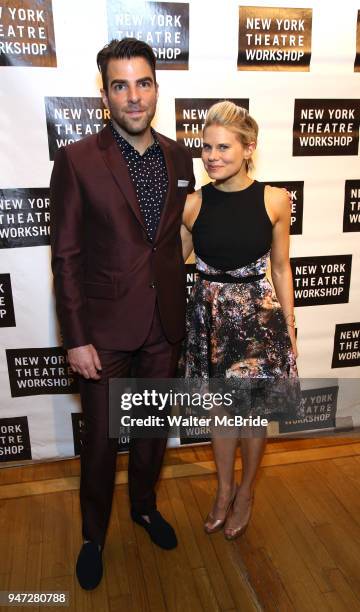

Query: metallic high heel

[204,487,237,534]
[224,491,254,540]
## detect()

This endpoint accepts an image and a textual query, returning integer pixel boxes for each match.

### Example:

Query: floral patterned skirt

[179,252,302,419]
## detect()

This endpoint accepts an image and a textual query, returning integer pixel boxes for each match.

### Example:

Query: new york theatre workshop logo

[107,1,189,69]
[0,0,56,67]
[175,98,249,158]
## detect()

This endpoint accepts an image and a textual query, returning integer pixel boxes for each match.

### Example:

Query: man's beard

[111,107,155,136]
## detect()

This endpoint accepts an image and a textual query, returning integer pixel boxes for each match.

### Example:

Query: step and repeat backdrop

[1,0,360,464]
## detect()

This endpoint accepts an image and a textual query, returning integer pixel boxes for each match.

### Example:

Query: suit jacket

[50,123,195,350]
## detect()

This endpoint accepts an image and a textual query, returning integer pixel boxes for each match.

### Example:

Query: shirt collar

[109,120,159,155]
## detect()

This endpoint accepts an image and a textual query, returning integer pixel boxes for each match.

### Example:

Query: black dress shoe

[76,542,103,590]
[131,510,177,550]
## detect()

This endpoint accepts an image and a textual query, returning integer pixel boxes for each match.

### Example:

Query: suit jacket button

[152,246,157,252]
[149,281,156,289]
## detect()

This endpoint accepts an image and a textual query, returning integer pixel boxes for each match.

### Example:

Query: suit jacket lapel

[98,124,146,231]
[154,132,176,241]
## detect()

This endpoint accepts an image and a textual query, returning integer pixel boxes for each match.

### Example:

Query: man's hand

[68,344,102,380]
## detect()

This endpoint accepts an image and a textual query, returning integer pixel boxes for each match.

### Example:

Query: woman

[180,101,299,540]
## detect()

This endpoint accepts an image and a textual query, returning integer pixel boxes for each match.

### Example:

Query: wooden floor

[1,439,360,611]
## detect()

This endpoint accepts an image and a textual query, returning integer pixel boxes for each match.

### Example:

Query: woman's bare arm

[181,190,202,261]
[266,186,298,358]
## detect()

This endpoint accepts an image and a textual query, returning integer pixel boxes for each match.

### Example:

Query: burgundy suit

[50,124,195,546]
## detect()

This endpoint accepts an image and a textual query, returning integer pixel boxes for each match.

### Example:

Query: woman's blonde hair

[204,100,258,171]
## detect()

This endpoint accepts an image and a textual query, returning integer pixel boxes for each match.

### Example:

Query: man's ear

[100,88,109,110]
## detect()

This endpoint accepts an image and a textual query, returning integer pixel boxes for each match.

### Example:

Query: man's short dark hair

[97,38,157,90]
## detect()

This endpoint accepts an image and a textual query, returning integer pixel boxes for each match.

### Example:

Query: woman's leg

[224,425,267,537]
[238,426,267,494]
[212,433,238,505]
[204,418,239,532]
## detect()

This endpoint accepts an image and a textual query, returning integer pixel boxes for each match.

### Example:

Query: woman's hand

[287,325,298,359]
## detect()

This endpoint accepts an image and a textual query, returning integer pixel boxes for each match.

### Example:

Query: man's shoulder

[156,131,191,157]
[56,126,112,163]
[59,130,101,157]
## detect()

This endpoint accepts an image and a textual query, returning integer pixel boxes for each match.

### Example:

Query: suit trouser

[78,305,181,547]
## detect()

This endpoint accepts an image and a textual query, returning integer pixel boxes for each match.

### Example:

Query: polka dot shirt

[110,121,168,241]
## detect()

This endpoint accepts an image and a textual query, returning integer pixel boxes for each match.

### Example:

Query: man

[50,38,195,590]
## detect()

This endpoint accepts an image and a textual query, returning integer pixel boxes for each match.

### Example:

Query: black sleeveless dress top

[192,181,273,271]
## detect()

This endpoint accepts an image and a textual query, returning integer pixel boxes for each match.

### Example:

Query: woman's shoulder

[186,188,202,207]
[264,184,291,224]
[264,184,291,208]
[184,181,215,221]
